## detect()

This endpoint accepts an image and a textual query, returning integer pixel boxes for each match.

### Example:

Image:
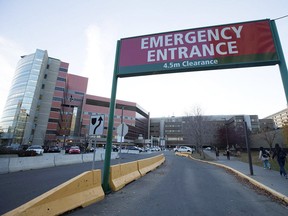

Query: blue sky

[0,0,288,118]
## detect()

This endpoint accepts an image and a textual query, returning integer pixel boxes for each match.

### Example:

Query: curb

[187,155,288,205]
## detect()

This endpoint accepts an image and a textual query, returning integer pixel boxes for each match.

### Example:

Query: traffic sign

[117,123,128,136]
[89,115,105,135]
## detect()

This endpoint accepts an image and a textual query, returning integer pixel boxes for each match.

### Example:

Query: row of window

[165,129,182,133]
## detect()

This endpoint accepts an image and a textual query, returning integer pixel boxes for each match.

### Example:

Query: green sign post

[102,41,120,192]
[270,20,288,105]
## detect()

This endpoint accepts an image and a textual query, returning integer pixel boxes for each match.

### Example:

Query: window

[55,87,64,91]
[53,97,63,102]
[75,91,84,95]
[57,77,66,82]
[44,74,47,79]
[41,84,45,89]
[59,67,68,72]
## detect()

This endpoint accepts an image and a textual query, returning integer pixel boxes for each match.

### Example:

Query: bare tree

[281,123,288,149]
[257,127,278,151]
[183,106,215,158]
[216,125,229,149]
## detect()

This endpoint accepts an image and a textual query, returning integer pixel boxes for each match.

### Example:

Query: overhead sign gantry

[102,19,288,192]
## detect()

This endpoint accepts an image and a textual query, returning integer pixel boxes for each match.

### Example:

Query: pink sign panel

[117,19,278,77]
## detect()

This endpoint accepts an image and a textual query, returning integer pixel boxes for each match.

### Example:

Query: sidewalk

[202,150,288,200]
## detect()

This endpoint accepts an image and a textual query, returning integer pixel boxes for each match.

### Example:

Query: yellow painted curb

[175,152,191,157]
[4,170,104,216]
[188,155,288,205]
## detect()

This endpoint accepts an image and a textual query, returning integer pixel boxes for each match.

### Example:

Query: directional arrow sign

[89,115,105,135]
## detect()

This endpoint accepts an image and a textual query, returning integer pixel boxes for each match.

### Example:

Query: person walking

[258,147,271,170]
[215,147,220,160]
[272,143,287,179]
[226,148,230,160]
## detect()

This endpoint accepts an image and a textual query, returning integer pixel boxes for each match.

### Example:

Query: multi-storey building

[48,73,88,146]
[265,108,288,128]
[258,119,276,131]
[0,49,67,145]
[1,49,282,149]
[0,49,149,147]
[81,95,149,145]
[225,115,260,133]
[150,115,262,149]
[150,116,183,148]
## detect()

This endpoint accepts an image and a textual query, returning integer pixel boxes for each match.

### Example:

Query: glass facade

[0,49,149,147]
[0,49,48,144]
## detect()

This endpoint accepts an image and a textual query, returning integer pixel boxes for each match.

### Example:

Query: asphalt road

[68,151,288,216]
[0,152,159,215]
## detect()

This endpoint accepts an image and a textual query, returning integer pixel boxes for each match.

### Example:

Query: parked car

[137,147,146,152]
[103,145,119,152]
[174,146,194,153]
[26,145,44,155]
[112,145,119,152]
[64,146,72,153]
[151,146,161,151]
[68,146,81,154]
[127,146,140,152]
[48,146,61,153]
[144,147,151,152]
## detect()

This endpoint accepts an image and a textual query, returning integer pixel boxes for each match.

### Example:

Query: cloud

[83,25,113,97]
[0,37,24,119]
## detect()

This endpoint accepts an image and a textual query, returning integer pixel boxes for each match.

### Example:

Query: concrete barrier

[2,154,166,215]
[109,161,141,191]
[137,154,165,176]
[54,154,82,166]
[0,157,10,173]
[8,155,55,173]
[0,151,119,174]
[4,169,104,216]
[82,152,118,162]
[82,152,99,162]
[120,149,140,154]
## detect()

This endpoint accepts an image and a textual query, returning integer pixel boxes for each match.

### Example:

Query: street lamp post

[243,120,254,175]
[222,118,229,149]
[63,135,66,147]
[120,106,125,153]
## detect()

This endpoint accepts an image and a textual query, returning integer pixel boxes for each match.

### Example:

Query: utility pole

[120,106,125,153]
[222,118,229,149]
[244,120,253,175]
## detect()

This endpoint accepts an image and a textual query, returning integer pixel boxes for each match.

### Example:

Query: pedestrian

[258,147,271,169]
[226,148,230,160]
[215,147,219,160]
[272,143,287,179]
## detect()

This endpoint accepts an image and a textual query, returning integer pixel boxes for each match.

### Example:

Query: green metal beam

[102,41,120,193]
[270,20,288,104]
